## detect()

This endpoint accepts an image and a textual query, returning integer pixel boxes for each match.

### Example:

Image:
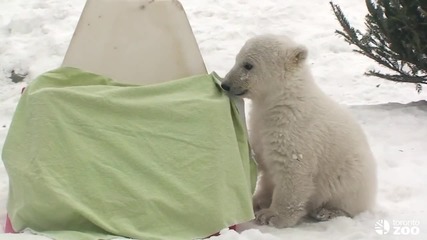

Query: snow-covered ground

[1,0,427,239]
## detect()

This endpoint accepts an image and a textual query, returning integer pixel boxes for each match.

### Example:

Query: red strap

[5,214,16,233]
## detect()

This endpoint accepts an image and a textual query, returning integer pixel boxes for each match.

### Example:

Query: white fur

[222,35,377,228]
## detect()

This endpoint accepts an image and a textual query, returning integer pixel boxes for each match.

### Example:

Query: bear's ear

[290,45,308,64]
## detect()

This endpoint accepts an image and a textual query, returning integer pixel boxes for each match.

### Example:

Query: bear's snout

[221,83,231,91]
[221,75,249,97]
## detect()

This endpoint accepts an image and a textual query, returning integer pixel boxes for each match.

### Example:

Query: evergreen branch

[366,70,427,84]
[353,48,402,74]
[330,2,360,41]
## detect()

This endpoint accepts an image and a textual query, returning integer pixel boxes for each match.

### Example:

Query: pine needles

[330,0,427,92]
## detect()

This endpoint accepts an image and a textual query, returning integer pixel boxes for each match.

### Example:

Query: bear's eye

[243,63,253,71]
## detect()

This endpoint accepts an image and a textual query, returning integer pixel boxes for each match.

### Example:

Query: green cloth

[2,67,256,240]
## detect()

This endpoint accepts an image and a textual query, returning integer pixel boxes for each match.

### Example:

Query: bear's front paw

[254,208,297,228]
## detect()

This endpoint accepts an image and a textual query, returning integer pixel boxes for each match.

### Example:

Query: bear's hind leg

[309,207,350,221]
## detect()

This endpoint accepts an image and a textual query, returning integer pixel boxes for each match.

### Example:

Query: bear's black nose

[221,83,230,91]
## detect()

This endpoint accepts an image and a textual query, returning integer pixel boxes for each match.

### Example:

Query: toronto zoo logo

[375,219,420,236]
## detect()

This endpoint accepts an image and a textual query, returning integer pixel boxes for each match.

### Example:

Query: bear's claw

[254,208,297,228]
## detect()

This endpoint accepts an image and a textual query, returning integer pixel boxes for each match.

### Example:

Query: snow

[1,0,427,239]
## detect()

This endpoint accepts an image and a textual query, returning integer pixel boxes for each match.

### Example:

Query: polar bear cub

[221,35,377,228]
